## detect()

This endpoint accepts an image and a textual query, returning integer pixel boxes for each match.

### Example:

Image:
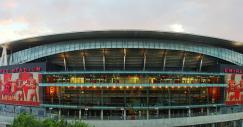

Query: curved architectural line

[11,39,243,65]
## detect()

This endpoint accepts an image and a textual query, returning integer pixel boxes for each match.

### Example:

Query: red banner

[225,74,243,105]
[0,72,40,106]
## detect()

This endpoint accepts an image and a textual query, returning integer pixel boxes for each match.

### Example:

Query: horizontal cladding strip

[41,71,226,75]
[40,104,224,110]
[10,39,243,66]
[39,83,227,87]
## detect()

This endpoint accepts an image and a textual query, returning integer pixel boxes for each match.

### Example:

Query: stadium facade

[0,31,243,127]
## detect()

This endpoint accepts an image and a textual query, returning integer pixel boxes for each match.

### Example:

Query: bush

[10,113,92,127]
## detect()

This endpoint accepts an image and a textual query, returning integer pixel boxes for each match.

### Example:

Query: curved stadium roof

[3,30,243,53]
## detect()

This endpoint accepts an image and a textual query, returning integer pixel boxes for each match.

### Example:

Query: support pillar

[233,121,237,127]
[102,49,106,71]
[58,109,61,120]
[143,50,146,71]
[101,110,103,120]
[168,109,171,118]
[146,110,149,120]
[207,107,210,115]
[123,109,126,120]
[182,53,186,71]
[163,50,167,71]
[82,51,86,71]
[0,45,8,66]
[123,48,126,70]
[63,53,67,71]
[188,108,191,117]
[79,109,82,119]
[199,55,203,72]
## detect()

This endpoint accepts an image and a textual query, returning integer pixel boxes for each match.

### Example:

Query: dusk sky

[0,0,242,44]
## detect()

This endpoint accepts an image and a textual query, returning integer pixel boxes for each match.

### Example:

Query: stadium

[0,30,243,127]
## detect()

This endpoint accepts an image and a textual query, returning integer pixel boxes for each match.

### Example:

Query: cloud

[169,24,185,32]
[0,0,242,44]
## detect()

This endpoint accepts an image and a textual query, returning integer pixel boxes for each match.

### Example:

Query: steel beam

[63,53,67,71]
[82,51,86,71]
[123,48,126,70]
[163,50,167,71]
[143,49,146,71]
[103,49,106,71]
[182,52,186,71]
[199,55,204,72]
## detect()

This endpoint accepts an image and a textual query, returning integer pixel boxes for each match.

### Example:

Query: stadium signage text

[224,68,243,74]
[0,66,41,73]
[0,62,46,74]
[220,64,243,74]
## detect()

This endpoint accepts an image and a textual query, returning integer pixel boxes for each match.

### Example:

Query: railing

[0,105,242,121]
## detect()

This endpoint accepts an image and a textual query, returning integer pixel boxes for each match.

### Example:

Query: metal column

[123,109,126,120]
[143,50,146,71]
[199,55,203,72]
[146,110,149,120]
[63,53,67,71]
[58,109,61,120]
[79,109,82,119]
[0,45,8,66]
[82,51,86,71]
[103,49,106,71]
[168,109,171,118]
[163,50,167,71]
[101,110,103,120]
[123,48,126,70]
[182,53,186,71]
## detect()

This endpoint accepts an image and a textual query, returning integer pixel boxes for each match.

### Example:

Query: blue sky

[0,0,242,44]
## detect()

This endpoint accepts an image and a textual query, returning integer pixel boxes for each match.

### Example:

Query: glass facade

[42,86,224,107]
[42,74,224,84]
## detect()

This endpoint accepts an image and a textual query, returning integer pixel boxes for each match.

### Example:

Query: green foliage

[10,113,92,127]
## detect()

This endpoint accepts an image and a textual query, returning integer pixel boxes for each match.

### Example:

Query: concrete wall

[84,112,243,127]
[1,112,243,127]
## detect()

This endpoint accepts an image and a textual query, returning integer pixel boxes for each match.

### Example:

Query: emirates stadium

[0,31,243,127]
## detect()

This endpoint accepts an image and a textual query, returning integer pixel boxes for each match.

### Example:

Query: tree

[10,113,92,127]
[11,113,42,127]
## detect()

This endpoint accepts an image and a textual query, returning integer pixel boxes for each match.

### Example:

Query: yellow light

[171,86,174,89]
[113,85,116,89]
[178,86,180,89]
[126,86,129,89]
[50,87,55,95]
[165,86,168,88]
[93,85,96,88]
[106,85,109,88]
[119,86,123,89]
[133,86,136,89]
[159,86,162,88]
[139,86,142,89]
[183,86,186,88]
[152,86,156,89]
